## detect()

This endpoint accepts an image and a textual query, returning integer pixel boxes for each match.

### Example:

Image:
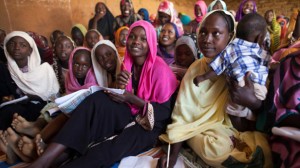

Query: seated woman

[158,10,272,168]
[0,31,59,163]
[25,20,178,168]
[88,2,115,41]
[169,36,197,81]
[85,29,103,49]
[157,22,180,65]
[115,26,129,61]
[256,49,300,168]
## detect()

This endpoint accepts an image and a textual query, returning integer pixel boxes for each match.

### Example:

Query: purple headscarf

[235,0,257,22]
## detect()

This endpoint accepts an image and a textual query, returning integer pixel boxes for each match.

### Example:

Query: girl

[154,0,183,38]
[115,26,129,61]
[26,20,178,168]
[207,0,227,12]
[65,47,97,94]
[85,29,103,49]
[170,36,197,81]
[138,8,151,23]
[0,31,59,163]
[157,22,180,65]
[88,2,115,41]
[52,36,75,95]
[188,0,207,34]
[71,24,87,47]
[235,0,257,22]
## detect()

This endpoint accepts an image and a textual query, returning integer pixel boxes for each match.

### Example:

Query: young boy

[193,13,270,120]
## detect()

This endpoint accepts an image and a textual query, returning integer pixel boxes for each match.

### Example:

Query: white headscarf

[91,40,121,87]
[4,31,59,101]
[175,36,198,59]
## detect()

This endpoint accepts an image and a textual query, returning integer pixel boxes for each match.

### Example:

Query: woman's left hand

[105,90,134,104]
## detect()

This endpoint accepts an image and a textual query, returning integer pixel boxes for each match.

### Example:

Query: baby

[193,13,270,120]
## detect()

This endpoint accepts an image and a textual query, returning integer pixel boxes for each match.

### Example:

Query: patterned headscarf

[235,0,257,22]
[157,0,184,35]
[123,20,178,115]
[194,0,208,23]
[207,0,227,12]
[65,47,97,94]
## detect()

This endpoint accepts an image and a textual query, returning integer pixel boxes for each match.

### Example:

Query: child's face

[86,31,100,49]
[119,29,129,47]
[194,5,202,17]
[126,26,149,59]
[212,1,223,10]
[159,23,177,46]
[95,3,106,16]
[71,28,84,47]
[72,51,91,79]
[175,44,195,68]
[121,2,132,17]
[242,0,254,15]
[55,37,74,63]
[6,36,32,62]
[198,13,232,58]
[50,31,63,46]
[158,12,171,25]
[265,11,273,24]
[95,44,117,74]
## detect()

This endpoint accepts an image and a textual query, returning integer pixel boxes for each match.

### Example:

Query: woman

[154,0,183,38]
[188,0,207,34]
[169,36,197,81]
[255,50,300,168]
[264,10,281,54]
[207,0,227,12]
[157,22,180,65]
[26,20,178,168]
[158,10,272,168]
[235,0,257,22]
[88,2,115,41]
[113,0,141,32]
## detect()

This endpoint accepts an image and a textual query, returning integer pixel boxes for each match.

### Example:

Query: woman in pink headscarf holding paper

[188,0,207,34]
[26,20,178,168]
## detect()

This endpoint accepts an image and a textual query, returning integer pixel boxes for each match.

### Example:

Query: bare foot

[0,129,18,164]
[11,113,40,137]
[35,134,47,156]
[18,136,38,160]
[6,127,32,162]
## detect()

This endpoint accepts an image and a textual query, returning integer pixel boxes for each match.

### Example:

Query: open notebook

[48,86,124,116]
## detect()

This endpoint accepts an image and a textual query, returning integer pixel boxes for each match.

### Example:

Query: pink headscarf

[65,47,97,94]
[195,0,208,23]
[123,20,178,115]
[157,0,184,36]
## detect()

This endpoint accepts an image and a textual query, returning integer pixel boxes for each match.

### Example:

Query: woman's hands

[227,72,262,110]
[117,70,131,89]
[105,90,134,104]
